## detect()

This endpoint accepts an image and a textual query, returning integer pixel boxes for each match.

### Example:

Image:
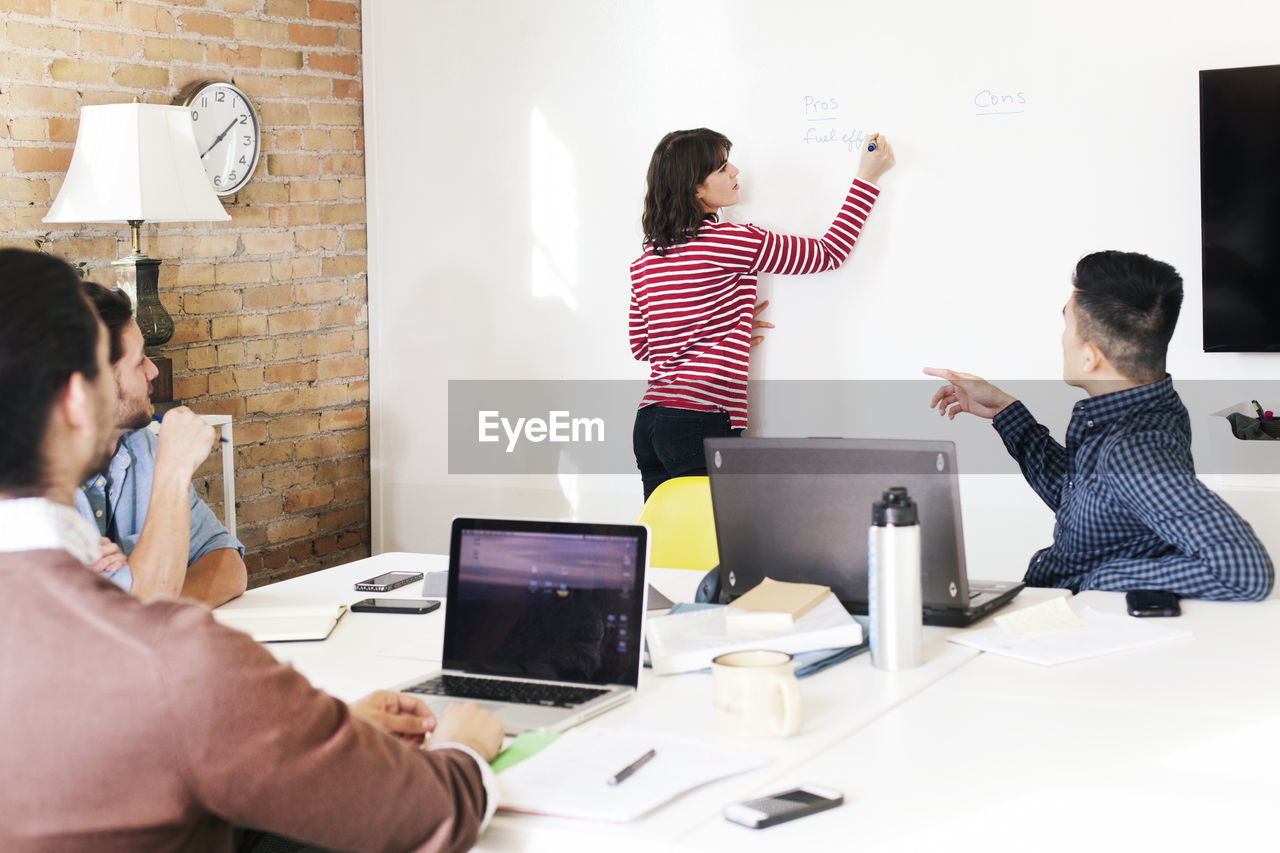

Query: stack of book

[645,578,863,675]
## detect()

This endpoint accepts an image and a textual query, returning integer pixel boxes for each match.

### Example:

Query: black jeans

[633,405,742,501]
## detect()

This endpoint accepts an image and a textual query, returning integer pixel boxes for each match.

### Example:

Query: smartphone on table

[354,571,423,592]
[723,785,844,829]
[1125,589,1181,617]
[351,598,440,615]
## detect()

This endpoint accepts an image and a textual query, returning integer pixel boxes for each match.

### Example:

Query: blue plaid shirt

[993,376,1273,600]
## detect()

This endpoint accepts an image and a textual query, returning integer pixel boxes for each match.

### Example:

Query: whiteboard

[365,0,1280,555]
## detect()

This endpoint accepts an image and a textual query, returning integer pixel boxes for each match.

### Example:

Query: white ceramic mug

[711,649,802,738]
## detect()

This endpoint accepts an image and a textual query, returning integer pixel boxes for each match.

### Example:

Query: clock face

[185,82,261,196]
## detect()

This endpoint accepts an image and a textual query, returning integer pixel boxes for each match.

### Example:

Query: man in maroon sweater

[0,248,504,852]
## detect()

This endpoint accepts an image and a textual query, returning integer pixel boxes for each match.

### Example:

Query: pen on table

[153,413,229,443]
[607,748,656,785]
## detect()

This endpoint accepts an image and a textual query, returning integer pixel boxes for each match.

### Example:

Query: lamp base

[148,353,175,405]
[112,252,174,348]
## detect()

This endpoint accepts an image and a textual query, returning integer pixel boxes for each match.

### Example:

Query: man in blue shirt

[926,250,1273,600]
[75,283,247,606]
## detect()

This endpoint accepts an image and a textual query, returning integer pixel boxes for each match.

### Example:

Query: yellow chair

[636,476,719,571]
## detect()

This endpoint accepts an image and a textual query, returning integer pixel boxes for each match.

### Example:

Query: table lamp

[44,102,231,402]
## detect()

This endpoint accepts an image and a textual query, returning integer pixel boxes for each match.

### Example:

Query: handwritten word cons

[974,89,1027,116]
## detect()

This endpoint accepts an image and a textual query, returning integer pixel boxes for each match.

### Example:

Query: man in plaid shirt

[926,251,1273,600]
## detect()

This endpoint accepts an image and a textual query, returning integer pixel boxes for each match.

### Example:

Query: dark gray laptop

[705,437,1022,627]
[395,517,649,734]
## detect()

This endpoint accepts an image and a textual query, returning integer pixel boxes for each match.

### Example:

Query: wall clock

[178,80,262,197]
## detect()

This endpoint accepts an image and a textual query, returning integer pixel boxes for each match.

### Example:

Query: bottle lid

[872,486,918,526]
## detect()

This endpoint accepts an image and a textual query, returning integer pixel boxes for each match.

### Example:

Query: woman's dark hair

[1072,250,1183,383]
[641,128,732,255]
[0,248,103,493]
[81,281,133,365]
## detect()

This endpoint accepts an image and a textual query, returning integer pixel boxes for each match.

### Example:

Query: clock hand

[199,119,240,159]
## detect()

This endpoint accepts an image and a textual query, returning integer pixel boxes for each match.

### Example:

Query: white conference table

[684,592,1280,853]
[220,554,1280,852]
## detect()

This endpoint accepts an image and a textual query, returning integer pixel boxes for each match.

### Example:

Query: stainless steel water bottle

[868,486,922,670]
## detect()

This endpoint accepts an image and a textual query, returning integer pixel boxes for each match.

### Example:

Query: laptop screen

[443,519,648,686]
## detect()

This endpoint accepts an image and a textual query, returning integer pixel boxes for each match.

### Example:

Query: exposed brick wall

[1,0,370,587]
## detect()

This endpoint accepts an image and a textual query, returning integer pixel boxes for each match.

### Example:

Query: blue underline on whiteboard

[976,110,1025,116]
[807,117,837,122]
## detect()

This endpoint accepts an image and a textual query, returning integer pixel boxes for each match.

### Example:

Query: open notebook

[498,726,766,822]
[211,604,347,642]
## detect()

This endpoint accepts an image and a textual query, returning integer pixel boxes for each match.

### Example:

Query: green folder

[490,730,561,773]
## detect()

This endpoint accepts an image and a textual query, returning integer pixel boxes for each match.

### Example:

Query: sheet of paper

[949,606,1192,666]
[995,596,1087,637]
[497,726,767,822]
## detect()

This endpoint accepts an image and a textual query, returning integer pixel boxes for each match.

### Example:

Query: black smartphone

[723,785,844,829]
[351,598,440,615]
[354,571,423,592]
[1126,589,1181,617]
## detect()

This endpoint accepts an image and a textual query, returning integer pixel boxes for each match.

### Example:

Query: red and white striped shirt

[629,177,880,429]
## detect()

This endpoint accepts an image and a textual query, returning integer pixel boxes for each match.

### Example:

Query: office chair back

[636,476,719,571]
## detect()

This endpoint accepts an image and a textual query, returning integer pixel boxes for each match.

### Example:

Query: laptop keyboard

[405,674,609,708]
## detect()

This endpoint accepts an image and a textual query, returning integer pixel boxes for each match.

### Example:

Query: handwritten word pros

[799,95,868,152]
[803,95,840,118]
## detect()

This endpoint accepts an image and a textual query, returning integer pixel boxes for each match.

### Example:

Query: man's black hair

[81,281,133,364]
[1072,250,1183,383]
[0,249,102,492]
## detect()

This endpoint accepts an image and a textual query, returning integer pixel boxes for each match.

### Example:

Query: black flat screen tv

[1200,64,1280,352]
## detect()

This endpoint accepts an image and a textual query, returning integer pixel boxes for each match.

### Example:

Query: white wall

[364,0,1280,560]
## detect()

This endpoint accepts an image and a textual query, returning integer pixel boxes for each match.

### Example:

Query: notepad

[211,604,347,642]
[994,596,1086,637]
[497,726,767,822]
[726,577,831,629]
[948,605,1192,666]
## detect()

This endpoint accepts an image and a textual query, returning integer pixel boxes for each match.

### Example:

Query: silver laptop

[395,517,649,734]
[705,438,1022,627]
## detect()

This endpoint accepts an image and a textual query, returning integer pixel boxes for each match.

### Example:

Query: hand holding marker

[857,133,894,184]
[152,413,229,443]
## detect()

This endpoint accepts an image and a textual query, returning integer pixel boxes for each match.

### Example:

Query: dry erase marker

[607,748,656,785]
[153,413,229,443]
[867,142,876,152]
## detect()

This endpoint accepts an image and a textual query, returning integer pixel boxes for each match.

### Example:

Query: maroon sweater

[0,549,487,853]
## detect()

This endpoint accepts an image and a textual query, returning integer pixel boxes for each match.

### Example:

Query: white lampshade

[44,103,230,224]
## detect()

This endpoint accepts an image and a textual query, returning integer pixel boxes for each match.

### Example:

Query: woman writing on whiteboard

[630,128,895,500]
